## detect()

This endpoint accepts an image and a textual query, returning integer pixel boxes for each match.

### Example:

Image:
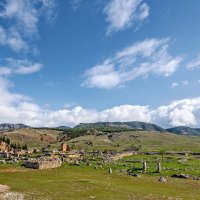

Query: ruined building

[0,141,12,152]
[24,157,62,169]
[61,143,70,152]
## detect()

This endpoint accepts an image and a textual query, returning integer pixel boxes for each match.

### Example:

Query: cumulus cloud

[0,0,57,51]
[151,98,200,127]
[0,77,200,128]
[104,0,150,34]
[82,38,183,89]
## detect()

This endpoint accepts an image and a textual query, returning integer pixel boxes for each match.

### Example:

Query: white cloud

[0,26,27,52]
[15,63,43,75]
[83,38,183,89]
[151,98,200,127]
[0,0,57,51]
[0,77,200,128]
[0,59,43,75]
[171,82,179,88]
[186,53,200,70]
[171,80,189,88]
[181,80,189,86]
[0,67,12,75]
[104,0,150,34]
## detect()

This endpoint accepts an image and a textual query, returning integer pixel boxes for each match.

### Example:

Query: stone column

[143,161,147,173]
[6,152,9,158]
[109,168,112,174]
[157,162,161,173]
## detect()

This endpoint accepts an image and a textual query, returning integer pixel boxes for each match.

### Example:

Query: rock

[159,177,167,182]
[109,168,112,174]
[132,173,139,177]
[74,160,80,166]
[171,174,190,179]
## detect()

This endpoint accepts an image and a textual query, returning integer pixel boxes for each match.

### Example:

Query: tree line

[0,136,28,150]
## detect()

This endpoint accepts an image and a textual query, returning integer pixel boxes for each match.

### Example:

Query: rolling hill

[167,126,200,135]
[75,121,165,132]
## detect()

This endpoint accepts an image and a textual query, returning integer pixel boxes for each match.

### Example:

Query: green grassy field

[0,163,200,200]
[1,129,200,199]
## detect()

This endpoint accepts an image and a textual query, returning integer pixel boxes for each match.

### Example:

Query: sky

[0,0,200,128]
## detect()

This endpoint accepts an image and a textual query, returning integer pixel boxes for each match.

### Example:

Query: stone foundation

[24,157,62,169]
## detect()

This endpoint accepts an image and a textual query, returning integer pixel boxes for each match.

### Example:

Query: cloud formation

[0,59,43,75]
[171,80,189,88]
[186,53,200,70]
[0,77,200,128]
[0,0,57,51]
[82,38,183,89]
[104,0,150,34]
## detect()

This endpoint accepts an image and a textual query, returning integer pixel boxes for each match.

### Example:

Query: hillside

[0,128,62,149]
[65,130,200,152]
[167,126,200,135]
[0,123,29,131]
[75,121,165,132]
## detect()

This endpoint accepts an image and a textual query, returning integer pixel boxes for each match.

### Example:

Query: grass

[66,131,200,152]
[0,163,200,199]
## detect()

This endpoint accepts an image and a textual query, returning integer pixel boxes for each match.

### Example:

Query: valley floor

[0,164,199,200]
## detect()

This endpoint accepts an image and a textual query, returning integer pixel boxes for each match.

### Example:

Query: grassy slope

[67,131,200,152]
[1,129,200,152]
[0,164,199,200]
[0,128,62,148]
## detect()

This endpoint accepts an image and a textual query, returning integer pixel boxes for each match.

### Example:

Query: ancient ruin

[24,157,62,169]
[0,141,12,152]
[61,143,70,152]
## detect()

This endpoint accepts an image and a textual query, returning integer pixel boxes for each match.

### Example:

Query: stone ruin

[0,141,12,152]
[24,157,62,169]
[61,143,70,152]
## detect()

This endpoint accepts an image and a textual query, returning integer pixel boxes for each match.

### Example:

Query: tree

[22,144,28,150]
[159,149,166,161]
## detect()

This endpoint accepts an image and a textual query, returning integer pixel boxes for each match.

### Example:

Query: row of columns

[143,161,161,173]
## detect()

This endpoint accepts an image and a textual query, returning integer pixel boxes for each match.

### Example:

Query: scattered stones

[0,192,24,200]
[132,173,139,177]
[159,177,167,182]
[0,184,24,200]
[74,160,80,166]
[171,174,190,179]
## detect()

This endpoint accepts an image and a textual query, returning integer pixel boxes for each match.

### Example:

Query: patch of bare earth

[0,184,23,200]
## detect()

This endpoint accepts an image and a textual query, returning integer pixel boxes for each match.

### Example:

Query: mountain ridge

[1,122,200,136]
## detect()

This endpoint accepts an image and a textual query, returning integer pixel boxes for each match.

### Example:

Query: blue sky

[0,0,200,127]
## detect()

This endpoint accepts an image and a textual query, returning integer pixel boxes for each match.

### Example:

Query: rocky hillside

[0,123,29,131]
[166,126,200,135]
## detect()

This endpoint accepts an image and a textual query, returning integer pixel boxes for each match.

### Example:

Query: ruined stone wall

[110,151,134,161]
[0,141,12,152]
[24,157,62,169]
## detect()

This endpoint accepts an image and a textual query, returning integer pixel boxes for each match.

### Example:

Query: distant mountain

[0,123,29,131]
[166,126,200,135]
[55,126,71,130]
[75,121,165,132]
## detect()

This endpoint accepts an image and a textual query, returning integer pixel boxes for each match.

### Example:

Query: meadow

[0,156,200,200]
